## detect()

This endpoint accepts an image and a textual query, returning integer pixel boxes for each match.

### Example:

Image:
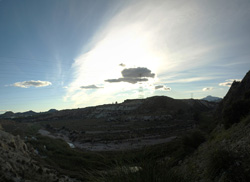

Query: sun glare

[72,24,161,89]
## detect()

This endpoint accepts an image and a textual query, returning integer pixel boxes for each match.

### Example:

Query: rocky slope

[174,70,250,181]
[0,129,79,182]
[176,115,250,182]
[216,71,250,118]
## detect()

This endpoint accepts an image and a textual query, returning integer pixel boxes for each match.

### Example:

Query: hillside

[173,71,250,181]
[0,71,249,181]
[6,96,217,122]
[0,128,79,181]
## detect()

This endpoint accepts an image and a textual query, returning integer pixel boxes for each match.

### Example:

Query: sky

[0,0,250,113]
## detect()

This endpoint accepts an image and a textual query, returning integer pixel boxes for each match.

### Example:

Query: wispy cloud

[80,85,103,89]
[0,110,9,112]
[65,0,249,106]
[219,79,241,87]
[202,87,213,91]
[164,77,214,83]
[106,77,148,84]
[11,80,52,88]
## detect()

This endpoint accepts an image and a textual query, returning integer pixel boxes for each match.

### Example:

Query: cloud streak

[11,80,52,88]
[0,110,9,112]
[202,87,213,91]
[105,77,148,84]
[80,85,103,89]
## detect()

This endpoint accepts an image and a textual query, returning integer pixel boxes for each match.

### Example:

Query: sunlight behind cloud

[65,0,247,107]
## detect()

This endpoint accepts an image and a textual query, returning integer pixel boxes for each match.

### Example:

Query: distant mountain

[0,109,58,119]
[201,95,222,102]
[47,109,58,113]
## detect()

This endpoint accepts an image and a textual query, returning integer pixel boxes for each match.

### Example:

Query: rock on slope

[0,129,79,182]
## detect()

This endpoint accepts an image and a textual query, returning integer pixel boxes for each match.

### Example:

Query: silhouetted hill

[202,95,222,102]
[0,109,59,119]
[13,96,217,122]
[47,109,58,113]
[136,96,216,115]
[0,111,15,118]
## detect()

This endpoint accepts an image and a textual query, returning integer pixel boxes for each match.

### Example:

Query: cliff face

[217,71,250,117]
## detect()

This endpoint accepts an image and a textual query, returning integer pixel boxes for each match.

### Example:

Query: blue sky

[0,0,250,113]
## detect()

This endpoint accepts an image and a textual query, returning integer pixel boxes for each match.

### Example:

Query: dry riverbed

[38,129,177,151]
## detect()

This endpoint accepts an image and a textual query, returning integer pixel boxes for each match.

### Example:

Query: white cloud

[80,85,103,89]
[219,79,241,87]
[12,80,52,88]
[202,87,213,91]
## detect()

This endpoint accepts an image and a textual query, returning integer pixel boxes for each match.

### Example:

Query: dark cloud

[119,63,126,67]
[105,78,148,84]
[122,67,155,78]
[155,85,171,91]
[105,67,155,84]
[80,85,103,89]
[155,85,164,89]
[12,80,52,88]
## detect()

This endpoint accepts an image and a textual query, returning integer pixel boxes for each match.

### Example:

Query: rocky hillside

[176,115,250,182]
[216,71,250,118]
[173,71,250,181]
[10,96,218,123]
[0,128,79,182]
